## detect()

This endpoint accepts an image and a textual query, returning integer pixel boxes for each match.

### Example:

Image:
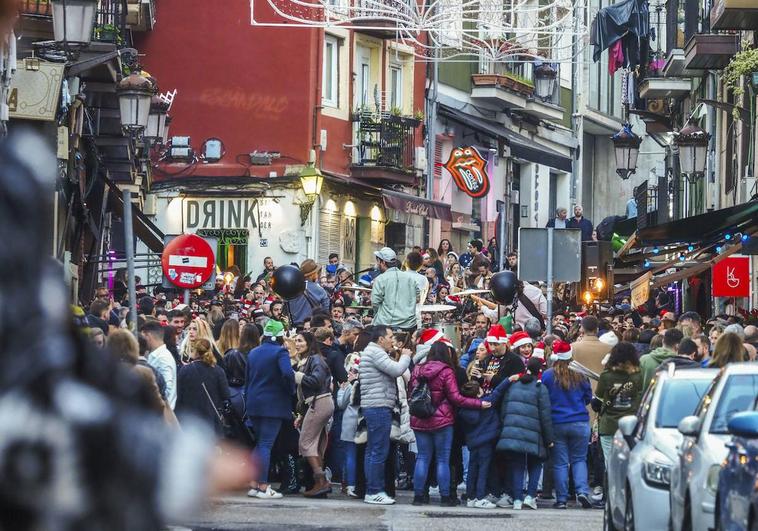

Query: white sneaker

[457,481,467,492]
[513,500,523,510]
[485,494,500,505]
[429,486,440,496]
[346,486,358,498]
[523,495,538,510]
[496,494,513,508]
[474,499,497,509]
[246,488,259,497]
[324,467,333,484]
[591,486,604,502]
[364,492,395,505]
[253,486,283,499]
[467,499,477,508]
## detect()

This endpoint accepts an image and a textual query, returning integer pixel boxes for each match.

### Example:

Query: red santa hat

[533,341,546,359]
[550,340,573,361]
[418,328,452,348]
[485,324,509,344]
[509,331,533,349]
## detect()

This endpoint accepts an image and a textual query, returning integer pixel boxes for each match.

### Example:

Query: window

[655,379,711,428]
[389,64,403,110]
[710,375,758,434]
[196,229,248,277]
[323,35,339,107]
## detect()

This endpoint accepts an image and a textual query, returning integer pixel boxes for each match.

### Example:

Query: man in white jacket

[359,325,411,505]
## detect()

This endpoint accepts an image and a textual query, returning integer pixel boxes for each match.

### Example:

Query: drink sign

[444,146,490,198]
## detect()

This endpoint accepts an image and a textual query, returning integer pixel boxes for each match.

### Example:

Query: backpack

[408,376,436,419]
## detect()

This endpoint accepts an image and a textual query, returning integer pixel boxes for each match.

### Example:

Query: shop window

[196,229,248,276]
[385,221,406,253]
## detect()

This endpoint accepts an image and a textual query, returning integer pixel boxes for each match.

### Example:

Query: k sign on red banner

[162,233,216,289]
[712,256,750,297]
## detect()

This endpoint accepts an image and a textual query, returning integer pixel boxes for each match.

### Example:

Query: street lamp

[116,73,156,132]
[674,122,710,183]
[611,123,642,180]
[533,63,558,101]
[145,96,170,144]
[51,0,98,46]
[298,151,324,225]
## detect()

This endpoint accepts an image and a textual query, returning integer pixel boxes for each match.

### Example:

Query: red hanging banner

[712,256,750,298]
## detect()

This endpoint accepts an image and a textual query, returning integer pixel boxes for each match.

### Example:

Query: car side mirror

[727,411,758,438]
[618,415,638,437]
[678,415,701,437]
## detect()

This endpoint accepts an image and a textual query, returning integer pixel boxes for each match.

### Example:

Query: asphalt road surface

[171,491,603,530]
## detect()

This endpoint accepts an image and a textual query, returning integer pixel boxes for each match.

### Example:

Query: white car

[604,366,716,531]
[670,363,758,531]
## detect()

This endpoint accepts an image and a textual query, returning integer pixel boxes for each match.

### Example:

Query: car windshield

[710,374,758,434]
[655,379,711,428]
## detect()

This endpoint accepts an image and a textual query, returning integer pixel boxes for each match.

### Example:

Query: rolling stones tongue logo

[444,146,490,198]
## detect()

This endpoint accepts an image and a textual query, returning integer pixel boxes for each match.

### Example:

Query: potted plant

[94,23,122,44]
[723,46,758,100]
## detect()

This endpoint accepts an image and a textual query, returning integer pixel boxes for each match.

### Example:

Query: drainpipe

[570,0,582,207]
[424,45,439,248]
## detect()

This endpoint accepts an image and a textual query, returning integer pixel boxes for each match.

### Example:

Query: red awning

[382,189,453,222]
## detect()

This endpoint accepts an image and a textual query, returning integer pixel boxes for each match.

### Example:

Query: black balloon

[490,270,518,305]
[271,265,305,299]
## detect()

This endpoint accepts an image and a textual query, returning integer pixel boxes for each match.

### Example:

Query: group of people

[81,239,758,511]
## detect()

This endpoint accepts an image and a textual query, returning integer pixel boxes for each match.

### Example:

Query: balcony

[711,0,758,30]
[350,0,412,38]
[684,33,740,70]
[351,112,420,185]
[471,63,565,123]
[639,75,692,99]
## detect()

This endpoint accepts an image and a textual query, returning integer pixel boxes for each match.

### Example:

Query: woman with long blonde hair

[708,332,746,368]
[180,317,220,365]
[217,318,240,355]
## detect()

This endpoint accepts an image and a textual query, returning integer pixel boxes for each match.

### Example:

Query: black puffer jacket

[495,374,554,459]
[301,354,332,400]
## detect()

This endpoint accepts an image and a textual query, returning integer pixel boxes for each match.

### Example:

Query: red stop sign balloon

[161,234,215,289]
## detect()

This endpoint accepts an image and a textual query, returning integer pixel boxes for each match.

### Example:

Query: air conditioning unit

[415,147,427,171]
[169,136,193,160]
[143,194,157,216]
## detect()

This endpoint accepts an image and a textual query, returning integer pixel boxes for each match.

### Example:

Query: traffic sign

[161,233,216,289]
[517,227,582,282]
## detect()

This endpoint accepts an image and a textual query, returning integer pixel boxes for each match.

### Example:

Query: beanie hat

[509,331,532,349]
[533,341,546,359]
[263,319,285,338]
[599,331,619,347]
[550,340,573,361]
[485,324,508,344]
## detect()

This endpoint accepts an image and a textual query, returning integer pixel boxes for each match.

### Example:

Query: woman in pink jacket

[408,342,490,506]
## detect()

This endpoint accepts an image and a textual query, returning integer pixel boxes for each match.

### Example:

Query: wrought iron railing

[353,112,419,172]
[93,0,129,45]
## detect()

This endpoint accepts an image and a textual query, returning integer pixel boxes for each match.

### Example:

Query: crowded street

[2,0,758,530]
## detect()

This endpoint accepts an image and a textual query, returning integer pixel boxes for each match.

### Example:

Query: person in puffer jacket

[408,342,488,507]
[458,377,516,508]
[495,357,554,510]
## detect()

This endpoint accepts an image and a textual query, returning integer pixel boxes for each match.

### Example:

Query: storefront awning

[382,189,453,222]
[637,200,758,246]
[438,105,573,172]
[105,177,165,254]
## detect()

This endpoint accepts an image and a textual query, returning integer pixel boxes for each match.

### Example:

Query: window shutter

[318,209,341,264]
[434,141,443,178]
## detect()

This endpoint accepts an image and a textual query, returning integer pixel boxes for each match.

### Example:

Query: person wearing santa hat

[470,324,524,396]
[509,331,534,365]
[414,328,453,365]
[541,340,595,509]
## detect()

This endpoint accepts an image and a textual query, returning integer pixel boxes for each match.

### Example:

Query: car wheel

[623,489,635,531]
[604,489,618,531]
[681,493,693,531]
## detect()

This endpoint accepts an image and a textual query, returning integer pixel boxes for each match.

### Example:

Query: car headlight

[706,464,721,495]
[643,450,672,489]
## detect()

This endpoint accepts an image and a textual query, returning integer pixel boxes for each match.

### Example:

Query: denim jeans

[506,451,543,501]
[466,443,494,500]
[344,441,357,486]
[600,435,613,465]
[553,421,591,502]
[363,407,393,495]
[247,416,283,484]
[326,408,346,481]
[413,426,454,497]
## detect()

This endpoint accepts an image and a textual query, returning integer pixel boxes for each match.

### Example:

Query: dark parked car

[717,410,758,531]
